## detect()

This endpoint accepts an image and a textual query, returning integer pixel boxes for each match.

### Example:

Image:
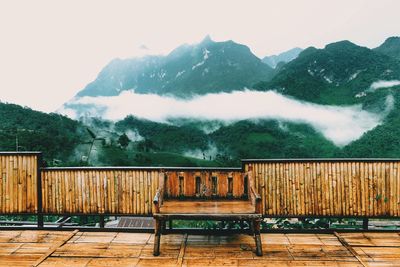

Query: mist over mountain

[262,47,303,68]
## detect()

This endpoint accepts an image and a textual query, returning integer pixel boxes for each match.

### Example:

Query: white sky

[0,0,399,113]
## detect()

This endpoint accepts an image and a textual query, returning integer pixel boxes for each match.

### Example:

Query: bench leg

[253,219,263,256]
[153,218,162,256]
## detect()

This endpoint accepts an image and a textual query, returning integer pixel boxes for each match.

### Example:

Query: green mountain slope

[209,120,338,160]
[114,116,210,153]
[341,89,400,157]
[374,36,400,61]
[255,40,400,105]
[0,102,85,162]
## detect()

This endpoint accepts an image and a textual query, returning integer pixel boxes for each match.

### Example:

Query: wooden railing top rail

[42,166,242,171]
[0,151,42,156]
[242,158,400,163]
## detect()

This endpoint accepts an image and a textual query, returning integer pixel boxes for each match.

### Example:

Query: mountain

[262,47,303,68]
[76,36,274,98]
[254,39,400,159]
[374,36,400,61]
[255,40,400,105]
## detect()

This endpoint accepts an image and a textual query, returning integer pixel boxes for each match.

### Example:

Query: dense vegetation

[0,102,85,163]
[341,90,400,157]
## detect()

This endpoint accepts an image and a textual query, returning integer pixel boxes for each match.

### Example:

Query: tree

[118,133,130,149]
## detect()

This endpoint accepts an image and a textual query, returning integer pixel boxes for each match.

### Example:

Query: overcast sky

[0,0,399,113]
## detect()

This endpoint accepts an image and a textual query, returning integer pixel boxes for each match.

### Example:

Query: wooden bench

[152,169,263,256]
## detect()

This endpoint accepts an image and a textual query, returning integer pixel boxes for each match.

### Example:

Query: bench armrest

[153,172,165,213]
[153,188,163,213]
[250,186,262,213]
[247,167,262,214]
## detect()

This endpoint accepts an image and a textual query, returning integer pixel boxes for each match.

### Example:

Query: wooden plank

[176,233,188,266]
[31,230,79,267]
[334,232,368,267]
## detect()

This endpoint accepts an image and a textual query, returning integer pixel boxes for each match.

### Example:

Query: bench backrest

[162,171,248,199]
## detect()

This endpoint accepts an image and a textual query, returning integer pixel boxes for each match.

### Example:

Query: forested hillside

[0,102,85,163]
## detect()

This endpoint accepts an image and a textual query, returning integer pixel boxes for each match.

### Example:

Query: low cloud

[184,144,219,160]
[125,129,144,142]
[60,89,386,146]
[370,80,400,90]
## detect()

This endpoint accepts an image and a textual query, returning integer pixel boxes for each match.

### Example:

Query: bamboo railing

[2,152,400,218]
[0,152,40,214]
[40,167,242,215]
[41,168,160,214]
[243,159,400,217]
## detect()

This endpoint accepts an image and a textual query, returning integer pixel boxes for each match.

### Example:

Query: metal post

[362,218,369,230]
[80,215,88,226]
[37,153,44,228]
[99,215,105,228]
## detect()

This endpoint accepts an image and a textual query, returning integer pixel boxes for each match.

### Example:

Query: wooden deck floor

[0,230,400,266]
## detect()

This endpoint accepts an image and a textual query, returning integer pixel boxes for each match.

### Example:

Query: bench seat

[158,200,256,214]
[154,200,262,220]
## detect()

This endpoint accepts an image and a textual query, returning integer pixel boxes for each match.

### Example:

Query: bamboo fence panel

[0,153,39,213]
[41,169,244,214]
[41,169,161,215]
[244,160,400,217]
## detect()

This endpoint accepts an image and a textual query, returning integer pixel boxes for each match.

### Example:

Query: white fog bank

[59,90,387,146]
[370,80,400,90]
